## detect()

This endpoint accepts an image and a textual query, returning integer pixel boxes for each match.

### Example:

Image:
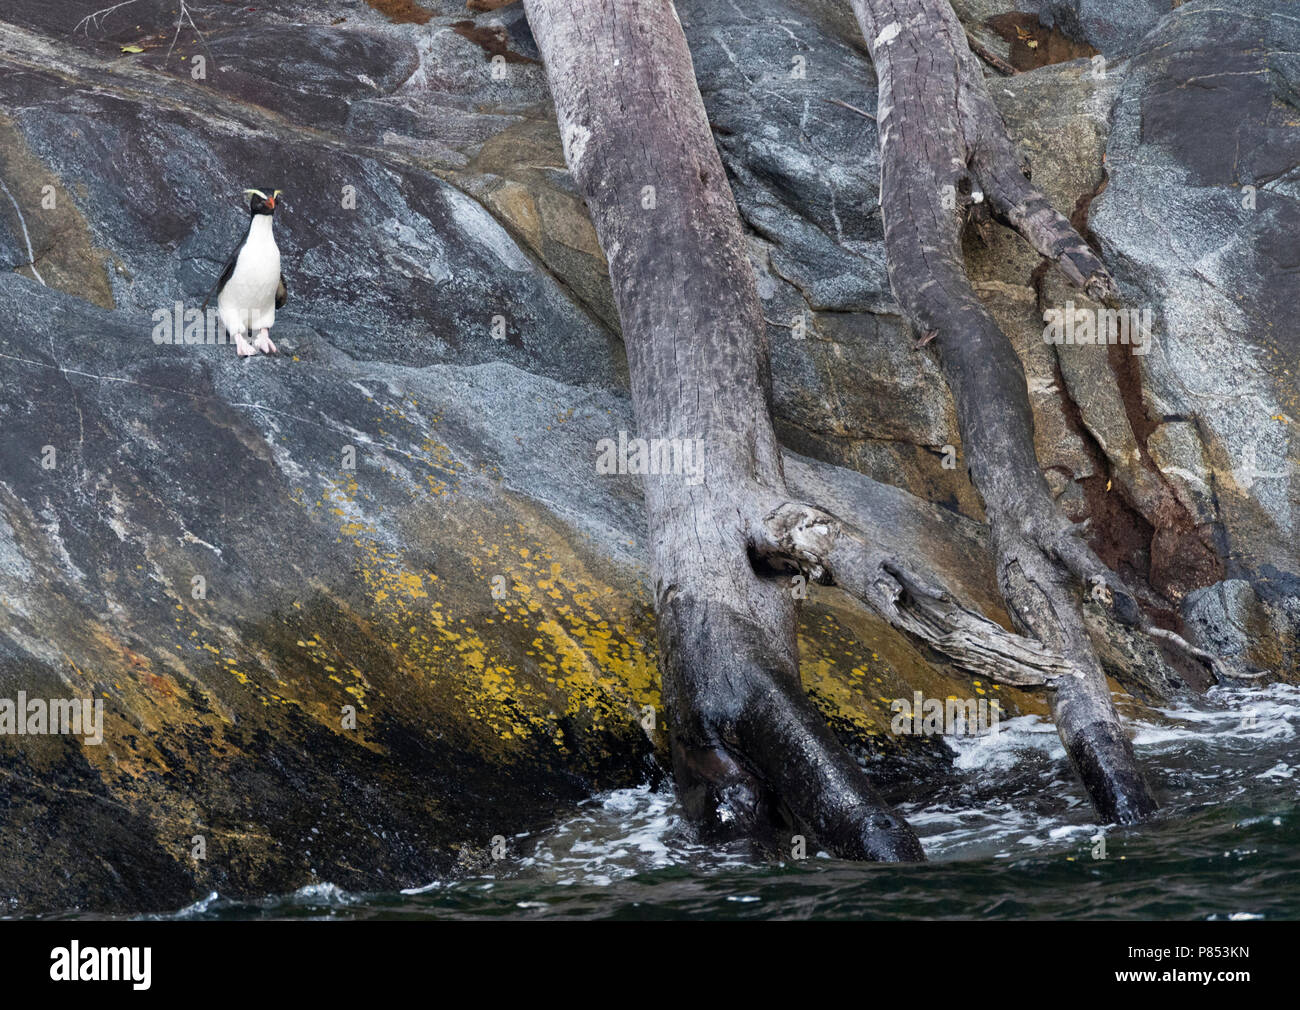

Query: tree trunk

[847,0,1159,822]
[522,0,930,860]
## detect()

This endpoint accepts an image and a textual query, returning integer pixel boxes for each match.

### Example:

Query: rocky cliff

[0,0,1295,913]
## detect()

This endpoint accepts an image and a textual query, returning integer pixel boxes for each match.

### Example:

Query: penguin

[205,188,286,357]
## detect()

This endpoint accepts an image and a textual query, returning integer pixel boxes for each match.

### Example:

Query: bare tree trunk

[521,0,1124,858]
[522,0,930,859]
[847,0,1160,822]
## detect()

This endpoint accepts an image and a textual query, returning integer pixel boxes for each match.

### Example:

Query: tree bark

[847,0,1159,822]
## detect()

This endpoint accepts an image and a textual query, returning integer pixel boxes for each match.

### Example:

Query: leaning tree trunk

[522,0,926,860]
[848,0,1159,822]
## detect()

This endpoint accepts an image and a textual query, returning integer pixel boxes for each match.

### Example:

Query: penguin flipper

[275,273,287,310]
[202,240,242,311]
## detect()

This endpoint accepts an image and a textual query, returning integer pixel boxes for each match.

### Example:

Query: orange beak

[265,196,276,210]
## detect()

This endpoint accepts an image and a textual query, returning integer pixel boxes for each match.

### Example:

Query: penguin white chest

[218,215,280,334]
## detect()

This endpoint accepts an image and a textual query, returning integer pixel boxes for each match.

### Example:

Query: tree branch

[753,501,1075,687]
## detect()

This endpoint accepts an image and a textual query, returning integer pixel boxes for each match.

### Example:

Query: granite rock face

[0,0,1295,913]
[1087,0,1300,669]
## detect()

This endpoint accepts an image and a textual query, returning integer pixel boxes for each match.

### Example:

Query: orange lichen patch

[43,624,231,790]
[297,444,659,761]
[459,512,660,727]
[798,589,1048,742]
[397,509,658,750]
[139,671,176,697]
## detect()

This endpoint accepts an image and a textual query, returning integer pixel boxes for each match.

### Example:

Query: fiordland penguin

[205,188,287,357]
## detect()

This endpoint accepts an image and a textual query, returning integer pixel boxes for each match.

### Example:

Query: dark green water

[127,684,1300,919]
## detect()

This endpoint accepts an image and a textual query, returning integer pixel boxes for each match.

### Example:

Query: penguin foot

[234,334,258,357]
[254,330,278,355]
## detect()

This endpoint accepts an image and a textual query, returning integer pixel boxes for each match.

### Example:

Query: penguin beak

[265,196,275,210]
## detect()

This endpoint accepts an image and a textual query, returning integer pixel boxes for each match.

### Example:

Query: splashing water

[71,683,1300,920]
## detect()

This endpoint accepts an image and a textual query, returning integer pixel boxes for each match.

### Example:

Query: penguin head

[243,188,282,216]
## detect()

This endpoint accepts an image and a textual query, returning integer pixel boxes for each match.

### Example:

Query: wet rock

[1090,0,1300,659]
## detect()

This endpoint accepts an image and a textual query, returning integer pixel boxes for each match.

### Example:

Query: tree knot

[755,502,841,584]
